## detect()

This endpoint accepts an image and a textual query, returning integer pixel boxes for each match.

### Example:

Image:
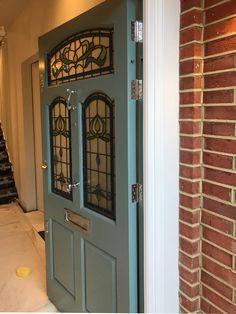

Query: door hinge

[131,21,143,43]
[132,183,143,203]
[131,80,143,100]
[45,220,49,234]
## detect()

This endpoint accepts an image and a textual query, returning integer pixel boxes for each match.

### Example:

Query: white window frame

[143,0,180,312]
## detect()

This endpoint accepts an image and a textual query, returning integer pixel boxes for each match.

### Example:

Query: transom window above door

[47,29,114,86]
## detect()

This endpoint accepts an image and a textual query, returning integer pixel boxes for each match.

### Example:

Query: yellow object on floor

[16,266,32,278]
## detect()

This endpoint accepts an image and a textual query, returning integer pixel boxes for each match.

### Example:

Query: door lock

[66,181,80,192]
[41,160,48,170]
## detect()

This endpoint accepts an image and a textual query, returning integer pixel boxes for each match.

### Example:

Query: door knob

[41,160,48,170]
[66,181,80,192]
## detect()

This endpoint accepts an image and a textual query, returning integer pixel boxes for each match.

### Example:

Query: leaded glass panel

[48,29,113,86]
[83,93,115,219]
[49,97,72,200]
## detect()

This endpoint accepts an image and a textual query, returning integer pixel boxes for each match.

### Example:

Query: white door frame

[143,0,180,312]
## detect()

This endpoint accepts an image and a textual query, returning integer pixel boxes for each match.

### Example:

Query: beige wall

[1,0,104,210]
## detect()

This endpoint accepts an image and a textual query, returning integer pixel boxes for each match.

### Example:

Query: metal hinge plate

[131,79,143,100]
[132,183,143,203]
[45,220,49,234]
[131,21,143,43]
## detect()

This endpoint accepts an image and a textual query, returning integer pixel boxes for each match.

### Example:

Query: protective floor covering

[0,203,57,312]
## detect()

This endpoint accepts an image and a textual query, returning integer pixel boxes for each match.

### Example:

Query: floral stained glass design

[49,97,72,200]
[83,93,115,220]
[48,29,113,86]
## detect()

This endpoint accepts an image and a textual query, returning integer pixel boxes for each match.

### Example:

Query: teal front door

[39,0,138,312]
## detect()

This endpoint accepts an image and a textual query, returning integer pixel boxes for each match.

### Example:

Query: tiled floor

[0,203,57,312]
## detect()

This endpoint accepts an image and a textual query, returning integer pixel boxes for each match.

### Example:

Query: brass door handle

[41,160,48,170]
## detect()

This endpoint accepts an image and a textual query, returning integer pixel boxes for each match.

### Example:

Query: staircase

[0,125,18,204]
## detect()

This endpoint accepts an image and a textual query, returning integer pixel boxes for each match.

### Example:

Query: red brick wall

[180,0,236,312]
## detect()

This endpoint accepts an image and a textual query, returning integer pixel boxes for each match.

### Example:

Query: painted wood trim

[143,0,180,312]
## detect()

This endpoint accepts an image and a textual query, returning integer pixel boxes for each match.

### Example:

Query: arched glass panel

[48,29,113,86]
[83,93,115,219]
[49,97,72,200]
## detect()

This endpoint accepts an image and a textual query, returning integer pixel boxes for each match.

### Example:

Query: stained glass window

[48,29,113,86]
[49,97,72,200]
[83,93,115,220]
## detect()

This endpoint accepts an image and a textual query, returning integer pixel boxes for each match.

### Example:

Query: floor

[0,203,57,312]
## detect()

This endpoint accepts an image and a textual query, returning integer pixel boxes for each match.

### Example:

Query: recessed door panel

[85,241,117,313]
[52,220,75,296]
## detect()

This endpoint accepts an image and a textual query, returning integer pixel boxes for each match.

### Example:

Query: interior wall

[2,0,104,210]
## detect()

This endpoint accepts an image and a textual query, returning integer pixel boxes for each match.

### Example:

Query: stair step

[0,195,18,205]
[0,175,14,188]
[0,162,12,172]
[0,151,8,162]
[0,128,18,205]
[0,187,18,199]
[0,141,6,151]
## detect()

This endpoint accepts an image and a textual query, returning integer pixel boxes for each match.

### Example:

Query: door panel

[39,0,137,312]
[52,221,75,296]
[85,241,117,313]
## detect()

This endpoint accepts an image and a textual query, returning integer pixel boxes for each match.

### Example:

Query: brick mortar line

[201,296,228,314]
[180,176,201,183]
[203,148,236,157]
[179,261,201,273]
[201,221,235,240]
[180,57,203,62]
[203,86,236,92]
[202,238,236,258]
[180,190,201,198]
[180,7,204,16]
[180,104,202,107]
[179,118,202,122]
[180,88,204,93]
[203,163,236,175]
[203,104,235,107]
[203,179,236,198]
[180,133,202,137]
[180,234,201,243]
[180,72,203,78]
[205,51,236,60]
[203,134,236,140]
[180,219,200,228]
[179,163,202,168]
[180,147,202,153]
[202,268,236,292]
[203,193,236,208]
[180,135,202,140]
[179,177,201,184]
[180,275,201,288]
[179,248,201,259]
[204,69,236,77]
[202,207,236,223]
[205,50,236,61]
[201,282,236,307]
[202,252,235,271]
[180,207,201,214]
[180,23,204,32]
[204,68,236,76]
[203,118,236,123]
[179,290,201,303]
[204,0,230,11]
[179,304,191,313]
[204,14,236,28]
[180,40,203,49]
[180,88,203,93]
[204,32,236,44]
